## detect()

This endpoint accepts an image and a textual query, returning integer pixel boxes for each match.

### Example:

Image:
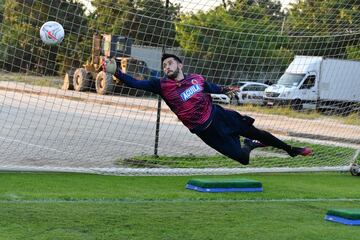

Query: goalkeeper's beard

[166,67,180,80]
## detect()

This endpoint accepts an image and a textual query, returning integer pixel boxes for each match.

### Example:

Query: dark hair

[161,53,182,64]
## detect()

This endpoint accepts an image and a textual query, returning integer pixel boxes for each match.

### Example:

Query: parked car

[210,93,231,104]
[210,81,269,105]
[235,82,269,105]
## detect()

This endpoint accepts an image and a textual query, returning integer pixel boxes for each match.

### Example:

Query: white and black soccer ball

[350,163,360,176]
[40,21,64,45]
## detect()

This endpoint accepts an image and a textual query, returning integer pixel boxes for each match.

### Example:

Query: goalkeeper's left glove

[101,57,117,75]
[222,86,239,98]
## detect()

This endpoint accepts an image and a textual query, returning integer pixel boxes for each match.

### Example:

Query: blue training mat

[325,215,360,226]
[186,184,263,193]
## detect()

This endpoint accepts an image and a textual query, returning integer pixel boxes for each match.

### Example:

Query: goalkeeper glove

[222,86,239,98]
[101,57,117,74]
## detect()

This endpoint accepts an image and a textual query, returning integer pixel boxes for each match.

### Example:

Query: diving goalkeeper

[103,54,312,165]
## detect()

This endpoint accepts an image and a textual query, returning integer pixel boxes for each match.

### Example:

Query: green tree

[89,0,180,47]
[285,0,360,58]
[1,0,89,75]
[0,0,4,24]
[88,0,131,35]
[227,0,284,21]
[176,2,291,84]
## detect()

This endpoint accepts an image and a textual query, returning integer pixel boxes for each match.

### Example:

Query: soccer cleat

[289,147,313,157]
[244,138,267,150]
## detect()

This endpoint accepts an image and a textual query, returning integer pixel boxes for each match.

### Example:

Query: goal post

[0,0,359,175]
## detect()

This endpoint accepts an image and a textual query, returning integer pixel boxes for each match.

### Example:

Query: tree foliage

[1,0,360,79]
[89,0,180,47]
[176,1,292,84]
[176,0,360,83]
[0,0,4,24]
[286,0,360,57]
[0,0,89,75]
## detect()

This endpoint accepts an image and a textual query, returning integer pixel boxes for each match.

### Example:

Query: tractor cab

[100,34,132,59]
[100,34,150,80]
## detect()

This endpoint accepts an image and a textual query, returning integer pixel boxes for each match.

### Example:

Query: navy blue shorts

[195,105,255,164]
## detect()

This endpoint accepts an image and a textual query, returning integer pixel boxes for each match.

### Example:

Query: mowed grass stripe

[1,201,360,240]
[0,172,360,200]
[1,172,360,239]
[1,198,360,204]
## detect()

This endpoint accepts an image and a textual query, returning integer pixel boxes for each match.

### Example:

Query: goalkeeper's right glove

[101,57,117,75]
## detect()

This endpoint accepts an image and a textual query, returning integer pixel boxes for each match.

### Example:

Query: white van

[264,56,360,112]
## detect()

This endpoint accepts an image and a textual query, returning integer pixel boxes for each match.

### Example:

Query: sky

[172,0,297,12]
[78,0,298,14]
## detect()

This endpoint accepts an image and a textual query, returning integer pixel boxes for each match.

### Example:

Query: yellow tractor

[62,34,155,95]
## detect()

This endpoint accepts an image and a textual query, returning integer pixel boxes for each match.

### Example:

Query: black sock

[245,127,292,153]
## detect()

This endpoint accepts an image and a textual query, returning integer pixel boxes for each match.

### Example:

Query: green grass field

[1,172,360,239]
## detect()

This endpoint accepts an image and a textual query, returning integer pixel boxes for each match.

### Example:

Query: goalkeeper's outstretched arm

[204,81,240,96]
[102,58,161,94]
[114,69,161,94]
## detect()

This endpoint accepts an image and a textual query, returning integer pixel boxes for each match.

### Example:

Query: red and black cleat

[289,147,313,157]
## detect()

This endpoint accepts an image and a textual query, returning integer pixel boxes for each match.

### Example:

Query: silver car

[210,93,231,104]
[235,82,269,105]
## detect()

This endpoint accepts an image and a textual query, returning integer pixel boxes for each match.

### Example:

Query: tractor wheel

[73,68,91,92]
[95,71,115,95]
[61,69,75,90]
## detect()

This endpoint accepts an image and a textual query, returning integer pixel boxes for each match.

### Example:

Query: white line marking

[0,136,73,157]
[102,137,153,149]
[1,198,360,204]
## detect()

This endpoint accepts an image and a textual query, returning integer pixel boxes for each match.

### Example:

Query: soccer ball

[350,163,360,176]
[39,21,64,45]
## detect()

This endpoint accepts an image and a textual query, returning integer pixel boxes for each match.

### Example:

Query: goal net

[0,0,359,175]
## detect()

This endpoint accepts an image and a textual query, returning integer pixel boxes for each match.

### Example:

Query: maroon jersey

[115,70,223,130]
[160,74,213,129]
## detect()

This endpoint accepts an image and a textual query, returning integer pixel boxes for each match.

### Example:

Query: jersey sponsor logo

[191,79,198,85]
[180,84,201,101]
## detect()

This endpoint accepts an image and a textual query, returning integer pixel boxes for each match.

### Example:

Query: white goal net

[0,0,359,175]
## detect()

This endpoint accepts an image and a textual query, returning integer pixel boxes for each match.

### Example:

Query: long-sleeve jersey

[115,70,223,131]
